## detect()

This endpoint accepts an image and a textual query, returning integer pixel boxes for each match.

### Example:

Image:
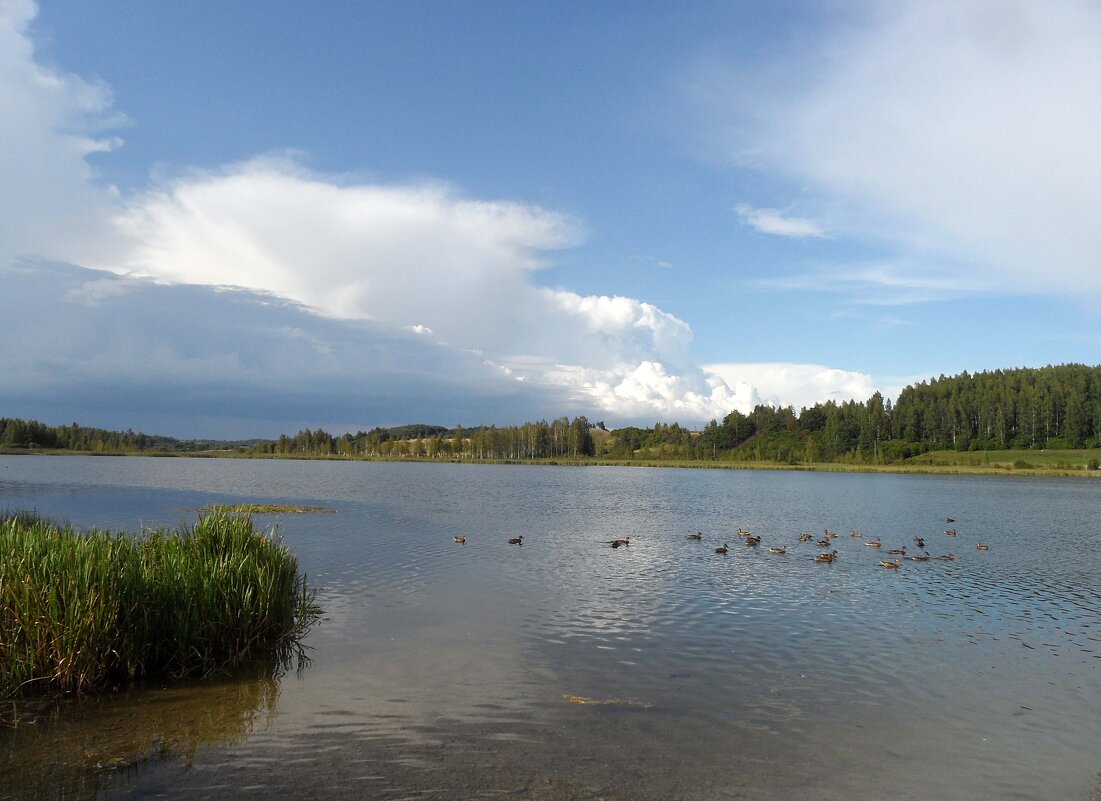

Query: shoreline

[3,447,1100,479]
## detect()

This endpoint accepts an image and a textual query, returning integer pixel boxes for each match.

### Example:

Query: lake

[2,455,1099,800]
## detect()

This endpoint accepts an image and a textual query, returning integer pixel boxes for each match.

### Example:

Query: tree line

[3,364,1099,463]
[653,364,1101,463]
[245,417,598,460]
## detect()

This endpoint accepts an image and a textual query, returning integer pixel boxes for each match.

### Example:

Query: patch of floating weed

[200,503,335,514]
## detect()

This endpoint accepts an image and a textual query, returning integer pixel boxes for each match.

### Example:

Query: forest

[3,364,1100,466]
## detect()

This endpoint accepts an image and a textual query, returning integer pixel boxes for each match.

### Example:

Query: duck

[611,537,631,548]
[745,535,761,546]
[850,530,864,538]
[686,531,703,540]
[907,551,931,562]
[814,550,839,563]
[887,546,907,555]
[508,535,523,545]
[936,553,956,561]
[975,543,990,551]
[737,528,752,537]
[945,529,957,536]
[864,538,882,548]
[816,538,832,547]
[715,543,729,555]
[946,517,956,523]
[768,545,787,554]
[798,532,814,542]
[453,536,467,544]
[824,529,838,538]
[913,536,926,548]
[879,559,902,570]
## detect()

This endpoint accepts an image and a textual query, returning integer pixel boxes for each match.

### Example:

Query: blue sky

[3,1,1100,437]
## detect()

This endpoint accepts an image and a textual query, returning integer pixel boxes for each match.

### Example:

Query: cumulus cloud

[0,0,892,433]
[99,159,754,424]
[734,203,825,238]
[1,1,747,429]
[709,0,1101,300]
[702,363,878,412]
[111,159,579,330]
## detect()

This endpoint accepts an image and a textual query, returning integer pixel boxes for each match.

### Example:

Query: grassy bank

[0,510,319,700]
[5,446,1101,477]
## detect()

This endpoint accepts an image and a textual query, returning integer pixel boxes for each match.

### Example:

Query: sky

[3,0,1100,438]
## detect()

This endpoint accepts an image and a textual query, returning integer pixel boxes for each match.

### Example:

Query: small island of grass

[200,503,335,514]
[1,510,320,701]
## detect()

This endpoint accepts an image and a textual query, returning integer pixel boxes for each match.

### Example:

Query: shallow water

[2,456,1100,800]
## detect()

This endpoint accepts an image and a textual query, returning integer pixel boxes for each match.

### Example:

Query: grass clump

[0,510,320,699]
[200,503,334,514]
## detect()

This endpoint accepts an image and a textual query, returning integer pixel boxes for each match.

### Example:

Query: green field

[907,447,1101,472]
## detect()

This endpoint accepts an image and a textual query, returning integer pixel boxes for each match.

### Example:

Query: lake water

[2,455,1100,800]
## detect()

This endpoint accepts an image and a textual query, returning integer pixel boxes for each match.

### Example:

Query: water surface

[2,456,1099,800]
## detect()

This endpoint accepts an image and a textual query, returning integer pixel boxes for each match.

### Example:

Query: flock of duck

[453,516,991,570]
[690,515,990,569]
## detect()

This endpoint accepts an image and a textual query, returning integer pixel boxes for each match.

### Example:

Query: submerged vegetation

[3,364,1101,473]
[199,503,334,515]
[0,511,320,700]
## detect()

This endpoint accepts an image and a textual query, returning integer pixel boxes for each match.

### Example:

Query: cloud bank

[0,1,884,435]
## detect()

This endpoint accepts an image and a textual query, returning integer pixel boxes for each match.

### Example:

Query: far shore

[3,447,1101,479]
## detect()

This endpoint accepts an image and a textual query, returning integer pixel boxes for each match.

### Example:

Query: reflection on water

[2,457,1100,800]
[1,664,282,801]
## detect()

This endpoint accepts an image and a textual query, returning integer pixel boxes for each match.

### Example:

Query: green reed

[0,510,320,698]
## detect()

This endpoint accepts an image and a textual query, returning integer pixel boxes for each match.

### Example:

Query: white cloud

[702,363,878,411]
[110,158,579,328]
[0,0,121,266]
[755,260,987,305]
[0,1,887,432]
[100,161,757,424]
[709,0,1101,300]
[734,203,825,238]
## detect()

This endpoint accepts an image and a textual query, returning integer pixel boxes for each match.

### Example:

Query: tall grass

[0,510,319,698]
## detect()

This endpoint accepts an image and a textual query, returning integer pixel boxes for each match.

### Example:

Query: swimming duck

[611,537,631,548]
[936,553,956,561]
[850,530,864,538]
[737,528,752,537]
[453,536,467,544]
[745,535,761,546]
[945,529,957,536]
[508,535,523,545]
[814,550,839,563]
[887,546,907,555]
[913,536,926,548]
[715,543,729,555]
[769,545,787,554]
[687,531,703,540]
[975,543,990,551]
[824,529,838,538]
[879,560,902,570]
[908,551,931,561]
[816,538,832,547]
[798,532,814,542]
[864,538,882,548]
[946,517,956,523]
